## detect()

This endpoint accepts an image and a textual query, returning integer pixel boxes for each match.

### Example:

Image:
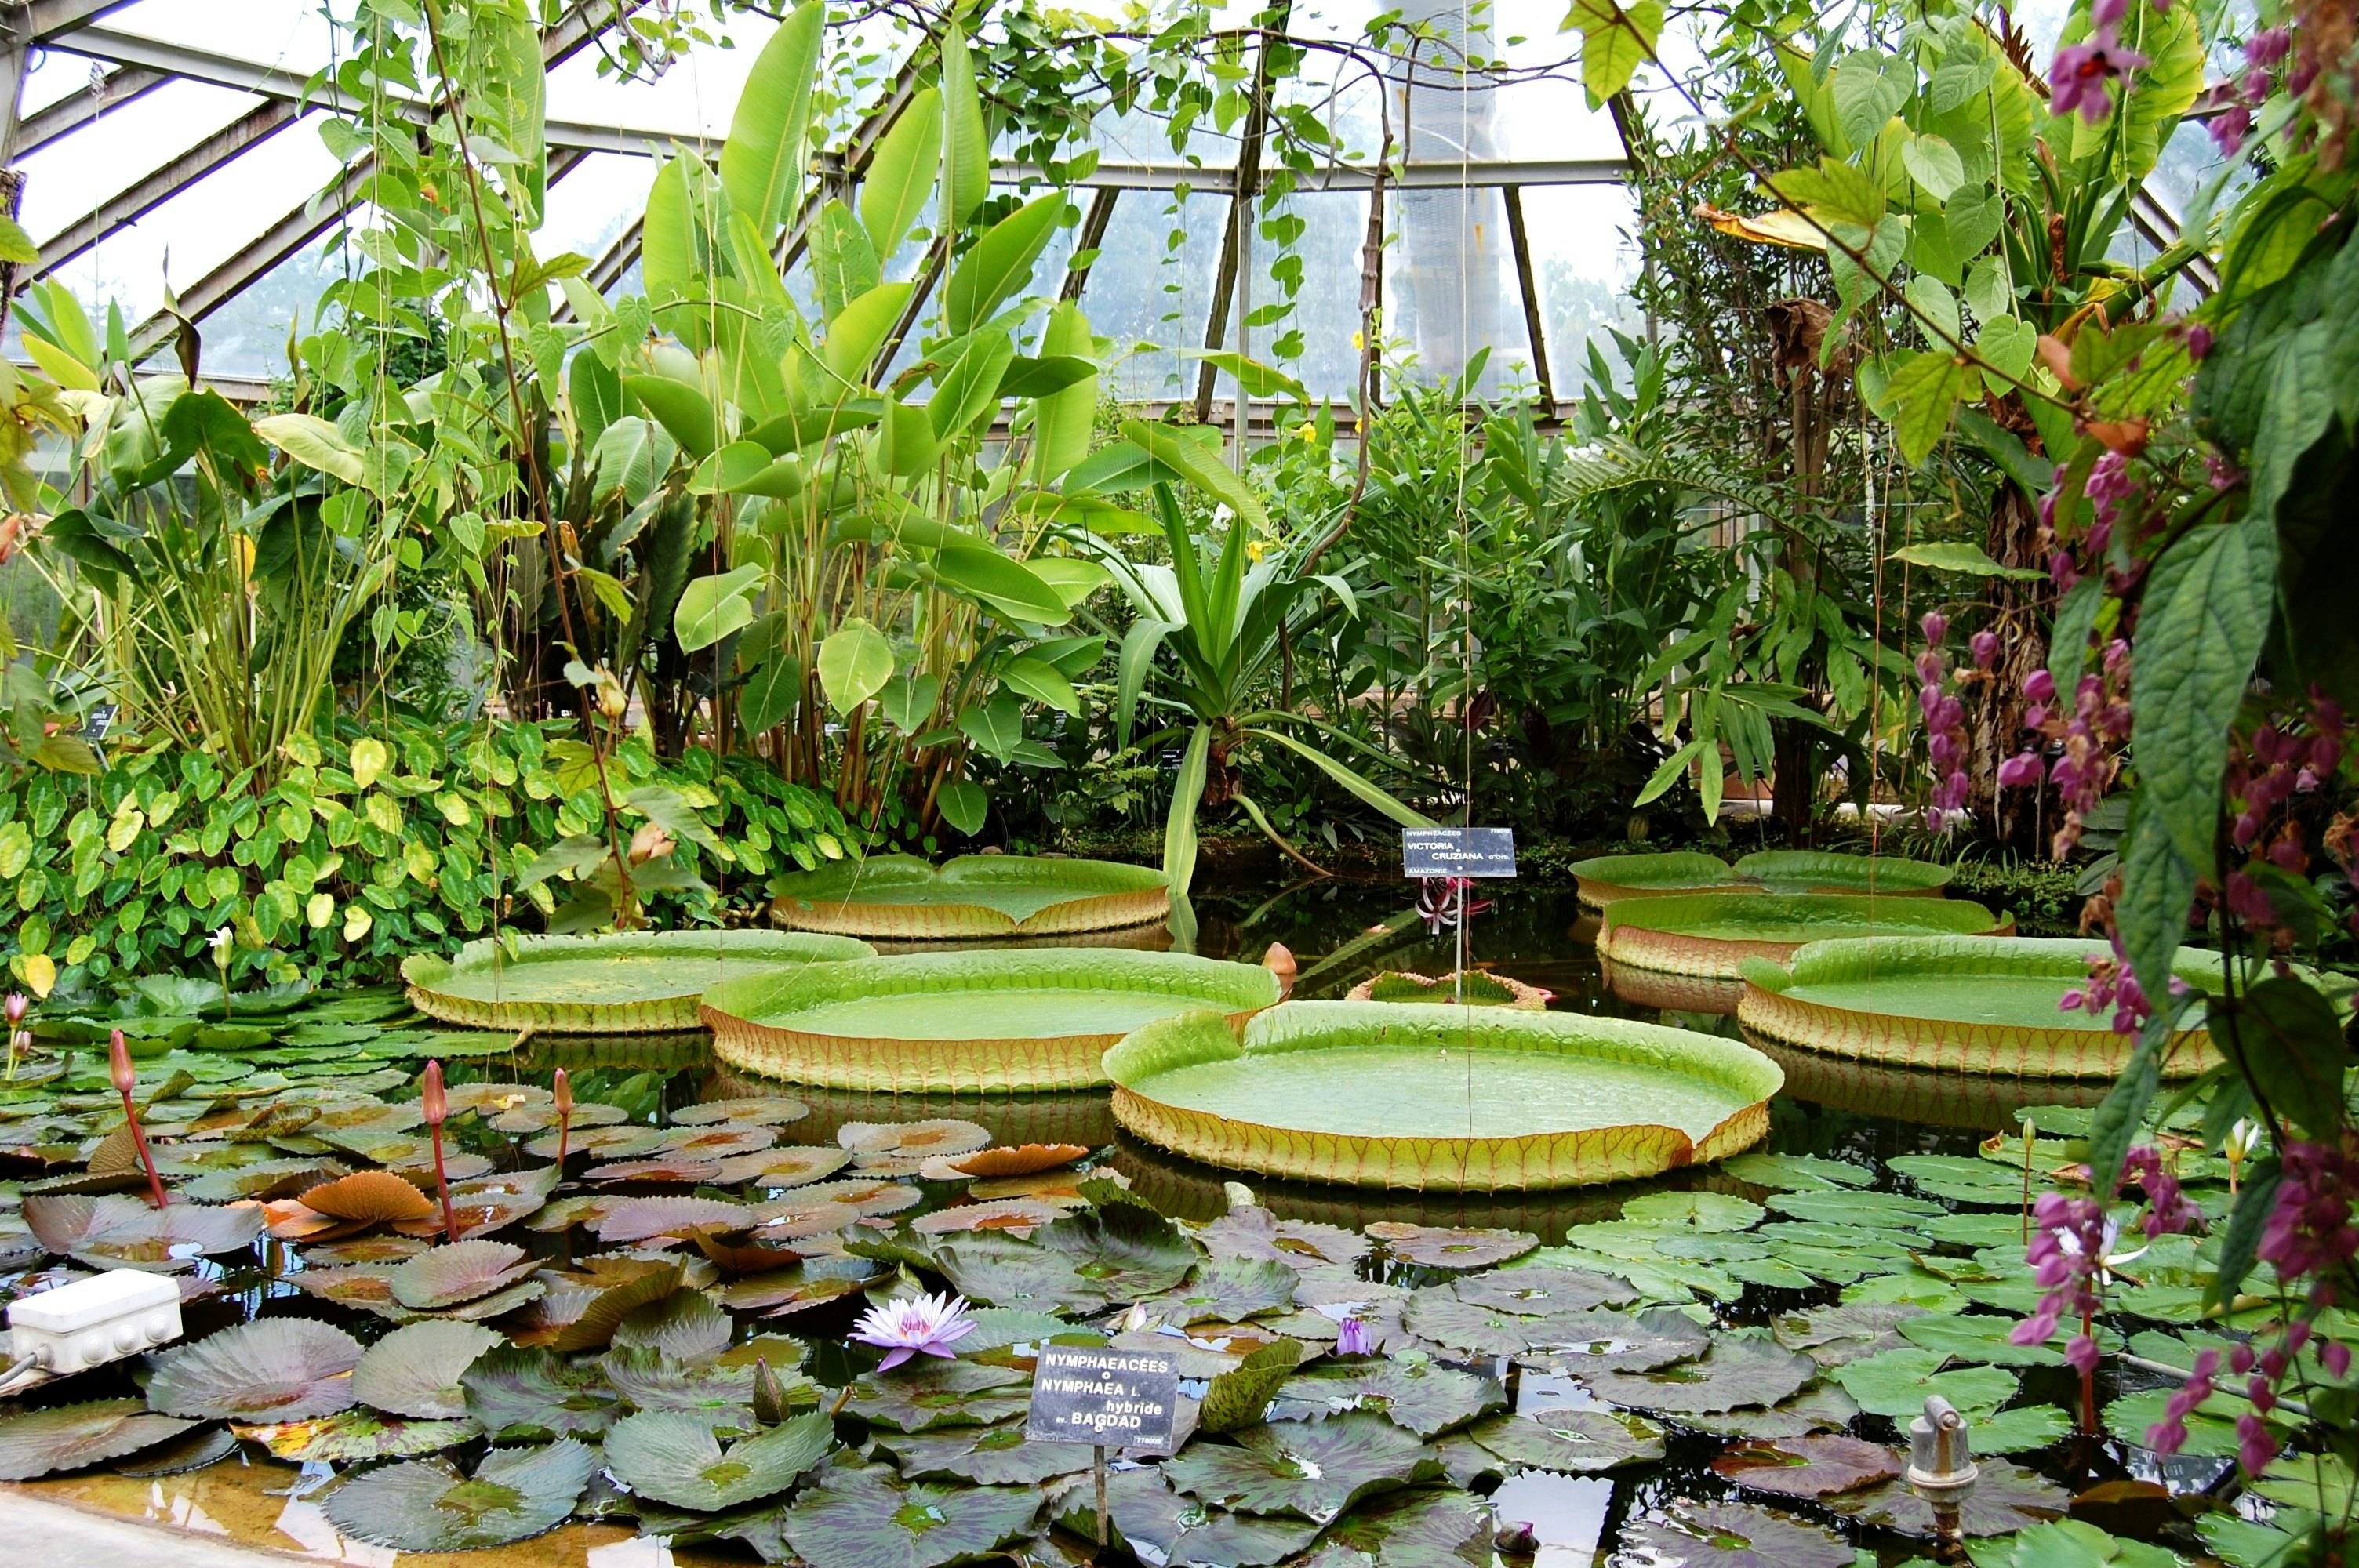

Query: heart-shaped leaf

[850,1359,1031,1432]
[1586,1338,1814,1414]
[1270,1358,1504,1438]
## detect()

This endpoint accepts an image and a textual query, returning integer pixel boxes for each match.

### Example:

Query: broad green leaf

[1031,301,1097,481]
[823,281,914,381]
[877,400,940,477]
[811,200,882,325]
[998,655,1081,716]
[1187,350,1305,401]
[944,194,1067,336]
[817,618,895,712]
[1904,275,1961,348]
[719,2,823,234]
[862,87,943,258]
[641,157,693,301]
[1901,134,1965,201]
[936,780,987,835]
[1248,729,1433,829]
[939,26,989,229]
[0,214,36,266]
[1887,541,2044,579]
[1880,350,1971,465]
[255,413,368,491]
[674,565,764,653]
[621,374,718,459]
[740,648,801,733]
[1565,0,1663,107]
[1830,51,1910,148]
[928,330,1018,441]
[933,546,1070,625]
[2211,978,2348,1139]
[1165,722,1211,897]
[1120,420,1266,531]
[594,416,674,506]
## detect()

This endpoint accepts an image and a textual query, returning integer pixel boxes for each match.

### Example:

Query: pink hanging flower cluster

[2217,703,2349,946]
[2121,1144,2203,1238]
[1998,640,2133,857]
[1917,613,1976,832]
[2143,1346,2222,1454]
[2210,27,2295,156]
[2011,1190,2113,1372]
[2057,931,2155,1035]
[2051,0,2161,123]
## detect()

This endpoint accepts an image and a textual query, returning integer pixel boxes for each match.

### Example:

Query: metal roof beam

[9,0,137,43]
[35,97,299,274]
[14,61,163,154]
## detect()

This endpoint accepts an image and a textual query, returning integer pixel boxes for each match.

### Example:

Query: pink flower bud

[3,993,24,1028]
[422,1060,448,1126]
[1921,612,1949,644]
[1998,752,2046,788]
[109,1028,135,1097]
[2324,1341,2352,1379]
[2186,321,2214,359]
[2024,669,2057,705]
[1971,630,2000,669]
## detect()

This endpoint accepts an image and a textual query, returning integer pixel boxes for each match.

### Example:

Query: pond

[0,874,2254,1567]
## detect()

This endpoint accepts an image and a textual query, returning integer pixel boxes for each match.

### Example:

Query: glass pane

[189,239,344,379]
[1073,189,1227,404]
[1384,183,1534,397]
[92,0,348,73]
[16,76,277,245]
[539,151,656,266]
[1519,182,1646,393]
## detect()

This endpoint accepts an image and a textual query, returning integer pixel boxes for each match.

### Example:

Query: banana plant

[555,5,1110,844]
[1067,419,1434,897]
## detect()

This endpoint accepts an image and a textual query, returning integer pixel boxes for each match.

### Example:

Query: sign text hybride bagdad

[1023,1345,1180,1452]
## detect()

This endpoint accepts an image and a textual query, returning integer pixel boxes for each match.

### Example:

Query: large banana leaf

[863,87,943,258]
[720,1,823,235]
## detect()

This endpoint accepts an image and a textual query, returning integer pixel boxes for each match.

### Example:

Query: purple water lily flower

[1336,1316,1375,1356]
[852,1291,977,1370]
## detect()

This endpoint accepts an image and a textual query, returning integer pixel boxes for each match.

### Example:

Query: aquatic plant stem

[109,1028,168,1210]
[2080,1307,2097,1434]
[422,1059,457,1243]
[553,1067,572,1171]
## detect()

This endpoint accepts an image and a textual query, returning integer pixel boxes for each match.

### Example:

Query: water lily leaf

[1525,1308,1712,1372]
[147,1317,362,1421]
[600,1344,758,1427]
[1896,1312,2065,1367]
[597,1195,751,1245]
[873,1420,1094,1485]
[783,1463,1043,1568]
[910,1198,1068,1236]
[510,1257,685,1351]
[1452,1265,1637,1314]
[588,1156,728,1184]
[1201,1338,1306,1435]
[1772,1302,1926,1367]
[664,1123,780,1160]
[762,1178,923,1219]
[525,1123,668,1161]
[289,1263,401,1312]
[1712,1434,1901,1497]
[1063,1465,1318,1567]
[1681,1381,1863,1441]
[1401,1291,1546,1356]
[851,1359,1031,1432]
[1586,1337,1814,1414]
[605,1407,832,1509]
[237,1410,479,1462]
[1835,1348,2018,1419]
[676,1096,812,1127]
[462,1345,623,1440]
[1365,1222,1537,1269]
[840,1120,992,1156]
[614,1287,734,1363]
[301,1170,436,1224]
[0,1399,198,1479]
[322,1439,598,1551]
[947,1307,1074,1356]
[1766,1190,1941,1229]
[1721,1152,1874,1190]
[391,1238,538,1310]
[1161,1411,1439,1523]
[1620,1500,1852,1568]
[353,1319,504,1418]
[113,1422,239,1477]
[1825,1457,2069,1537]
[391,1165,561,1240]
[1035,1203,1198,1298]
[1888,1154,2028,1204]
[949,1143,1088,1178]
[1270,1358,1504,1438]
[1463,1408,1663,1474]
[1979,1403,2074,1453]
[24,1192,264,1270]
[1148,1254,1297,1325]
[179,1157,346,1204]
[1619,1191,1765,1230]
[1198,1206,1369,1269]
[724,1145,855,1187]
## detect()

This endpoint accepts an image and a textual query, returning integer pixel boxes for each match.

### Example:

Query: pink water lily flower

[852,1291,977,1370]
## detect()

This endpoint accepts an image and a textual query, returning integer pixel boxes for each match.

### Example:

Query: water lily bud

[597,677,628,720]
[422,1059,447,1126]
[753,1356,786,1425]
[553,1067,572,1117]
[4,993,25,1027]
[109,1028,135,1097]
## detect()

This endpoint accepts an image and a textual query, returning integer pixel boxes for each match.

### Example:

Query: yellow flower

[1350,330,1365,352]
[1246,539,1268,561]
[1293,421,1316,442]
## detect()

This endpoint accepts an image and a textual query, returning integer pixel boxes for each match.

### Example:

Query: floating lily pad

[911,1199,1069,1236]
[404,929,873,1033]
[508,1257,685,1352]
[765,1178,922,1218]
[1060,1466,1318,1568]
[1311,1486,1492,1568]
[600,1345,758,1425]
[614,1287,734,1363]
[461,1345,623,1441]
[112,1422,239,1477]
[1526,1308,1713,1372]
[1198,1205,1369,1269]
[146,1317,363,1421]
[874,1420,1096,1485]
[24,1192,265,1269]
[596,1195,751,1245]
[1463,1408,1664,1473]
[1147,1254,1299,1325]
[604,1407,834,1509]
[1720,1152,1874,1190]
[1619,1500,1854,1568]
[1034,1203,1198,1298]
[1711,1435,1901,1497]
[1894,1312,2063,1368]
[392,1165,560,1238]
[390,1238,538,1311]
[1451,1265,1641,1314]
[840,1119,994,1156]
[1568,851,1747,907]
[237,1410,478,1463]
[1824,1457,2069,1537]
[1771,1303,1925,1367]
[525,1123,668,1161]
[851,1359,1032,1432]
[1979,1404,2074,1453]
[1834,1348,2018,1420]
[675,1096,813,1127]
[0,1398,198,1480]
[663,1123,780,1160]
[1585,1337,1813,1414]
[949,1143,1088,1178]
[1369,1222,1539,1269]
[352,1319,505,1418]
[322,1439,600,1551]
[1601,894,2004,1003]
[1201,1338,1306,1434]
[782,1462,1047,1568]
[771,852,1170,938]
[727,1145,856,1188]
[1162,1412,1439,1523]
[1270,1357,1504,1438]
[300,1169,436,1225]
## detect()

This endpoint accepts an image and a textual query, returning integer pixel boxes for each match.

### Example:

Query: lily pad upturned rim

[1731,848,1954,895]
[769,852,1170,938]
[145,1316,365,1422]
[1105,1000,1783,1192]
[1567,850,1746,908]
[1736,936,2232,1078]
[1600,894,2012,982]
[703,948,1281,1094]
[400,929,875,1034]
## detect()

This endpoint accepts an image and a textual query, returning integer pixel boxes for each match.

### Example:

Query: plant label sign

[1403,827,1517,879]
[1024,1345,1180,1453]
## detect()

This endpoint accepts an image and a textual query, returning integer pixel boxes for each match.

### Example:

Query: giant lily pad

[352,1319,505,1418]
[1601,893,2009,1012]
[462,1345,623,1440]
[1584,1337,1813,1414]
[1619,1500,1854,1568]
[1161,1412,1440,1523]
[1568,851,1747,909]
[1738,936,2238,1076]
[322,1439,599,1551]
[873,1421,1096,1485]
[146,1317,362,1421]
[706,949,1280,1093]
[1733,849,1953,896]
[604,1408,833,1509]
[770,852,1170,938]
[0,1399,198,1479]
[1270,1359,1506,1437]
[403,929,874,1033]
[782,1462,1045,1568]
[1060,1466,1318,1568]
[1107,1002,1782,1191]
[1710,1435,1900,1498]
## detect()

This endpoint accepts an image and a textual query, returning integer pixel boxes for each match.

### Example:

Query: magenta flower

[2052,36,2149,124]
[1997,751,2046,789]
[2024,669,2057,705]
[1336,1316,1374,1356]
[852,1291,976,1370]
[2,993,23,1028]
[1970,630,2001,669]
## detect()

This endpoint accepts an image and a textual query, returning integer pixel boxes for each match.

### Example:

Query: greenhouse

[0,0,2349,1563]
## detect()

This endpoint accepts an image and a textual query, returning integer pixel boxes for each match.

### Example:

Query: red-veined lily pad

[351,1319,505,1418]
[676,1096,810,1127]
[1619,1501,1853,1568]
[851,1359,1033,1432]
[146,1317,363,1421]
[1270,1358,1503,1438]
[761,1178,921,1219]
[839,1120,992,1157]
[951,1144,1089,1178]
[489,1100,628,1134]
[1453,1265,1640,1314]
[322,1439,598,1552]
[783,1464,1045,1568]
[1365,1223,1538,1269]
[524,1123,667,1162]
[718,1145,853,1188]
[304,1233,427,1265]
[0,1398,199,1479]
[718,1266,876,1317]
[1198,1205,1369,1269]
[461,1345,621,1441]
[113,1423,239,1477]
[598,1196,751,1245]
[1585,1338,1814,1414]
[691,1230,809,1276]
[391,1165,560,1239]
[1061,1466,1317,1568]
[441,1083,552,1119]
[603,1408,834,1508]
[911,1199,1070,1236]
[874,1420,1095,1485]
[1163,1412,1441,1523]
[289,1264,400,1312]
[524,1196,616,1235]
[662,1123,780,1160]
[23,1192,264,1270]
[391,1239,539,1311]
[507,1257,684,1352]
[612,1288,734,1363]
[236,1410,478,1462]
[586,1156,727,1184]
[1712,1435,1902,1498]
[1823,1457,2070,1537]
